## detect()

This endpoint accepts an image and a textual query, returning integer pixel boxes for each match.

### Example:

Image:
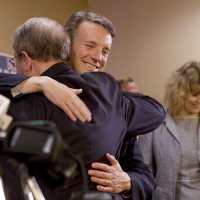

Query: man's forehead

[75,21,112,47]
[77,21,107,32]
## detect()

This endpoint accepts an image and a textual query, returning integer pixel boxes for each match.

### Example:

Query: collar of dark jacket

[41,62,73,76]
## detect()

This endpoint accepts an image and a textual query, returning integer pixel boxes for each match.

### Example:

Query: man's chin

[17,71,27,75]
[77,68,88,75]
[80,67,99,74]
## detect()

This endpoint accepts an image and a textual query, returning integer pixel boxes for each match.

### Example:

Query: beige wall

[0,0,87,54]
[2,0,200,102]
[88,0,200,102]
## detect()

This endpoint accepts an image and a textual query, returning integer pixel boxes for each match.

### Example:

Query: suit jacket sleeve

[0,73,165,135]
[81,72,164,199]
[120,92,163,200]
[120,136,155,200]
[121,92,165,135]
[0,73,29,90]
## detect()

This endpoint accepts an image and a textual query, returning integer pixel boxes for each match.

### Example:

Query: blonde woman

[139,61,200,200]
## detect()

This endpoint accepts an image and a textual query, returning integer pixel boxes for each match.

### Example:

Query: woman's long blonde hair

[164,61,200,116]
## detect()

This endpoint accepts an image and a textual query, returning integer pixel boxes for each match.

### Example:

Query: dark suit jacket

[0,62,165,200]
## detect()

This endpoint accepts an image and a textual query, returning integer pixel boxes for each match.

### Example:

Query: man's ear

[21,51,33,74]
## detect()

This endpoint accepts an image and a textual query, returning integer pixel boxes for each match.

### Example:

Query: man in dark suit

[0,16,165,199]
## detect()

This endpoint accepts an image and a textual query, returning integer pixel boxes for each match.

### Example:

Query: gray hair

[13,17,69,62]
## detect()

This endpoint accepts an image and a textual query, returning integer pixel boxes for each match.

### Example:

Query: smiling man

[0,12,166,200]
[68,21,111,73]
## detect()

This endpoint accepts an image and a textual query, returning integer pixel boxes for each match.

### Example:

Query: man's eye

[103,49,110,55]
[85,44,93,48]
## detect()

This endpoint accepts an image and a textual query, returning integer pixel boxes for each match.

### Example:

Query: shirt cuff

[121,192,132,199]
[11,84,21,97]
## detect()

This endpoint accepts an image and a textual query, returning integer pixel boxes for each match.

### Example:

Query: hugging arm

[0,74,91,122]
[88,137,155,200]
[24,75,164,198]
[122,92,165,135]
[1,74,163,199]
[82,79,164,199]
[119,136,155,200]
[116,93,164,199]
[0,74,29,90]
[1,74,165,129]
[88,153,132,194]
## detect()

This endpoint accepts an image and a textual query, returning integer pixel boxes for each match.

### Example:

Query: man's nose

[91,49,103,63]
[197,95,200,103]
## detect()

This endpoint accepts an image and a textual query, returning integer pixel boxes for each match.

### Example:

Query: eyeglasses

[9,58,16,67]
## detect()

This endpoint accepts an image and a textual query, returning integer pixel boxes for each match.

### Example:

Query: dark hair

[64,11,116,42]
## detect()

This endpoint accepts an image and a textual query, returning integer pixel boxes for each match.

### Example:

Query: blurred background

[1,0,200,102]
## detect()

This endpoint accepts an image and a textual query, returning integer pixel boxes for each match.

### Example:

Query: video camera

[0,94,113,200]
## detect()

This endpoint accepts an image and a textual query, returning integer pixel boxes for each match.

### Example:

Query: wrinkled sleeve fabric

[120,136,155,200]
[0,73,29,90]
[119,92,164,200]
[0,72,162,200]
[121,92,165,135]
[83,72,164,200]
[0,73,29,100]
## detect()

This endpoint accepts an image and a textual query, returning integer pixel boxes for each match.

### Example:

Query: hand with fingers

[19,76,92,122]
[88,153,131,194]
